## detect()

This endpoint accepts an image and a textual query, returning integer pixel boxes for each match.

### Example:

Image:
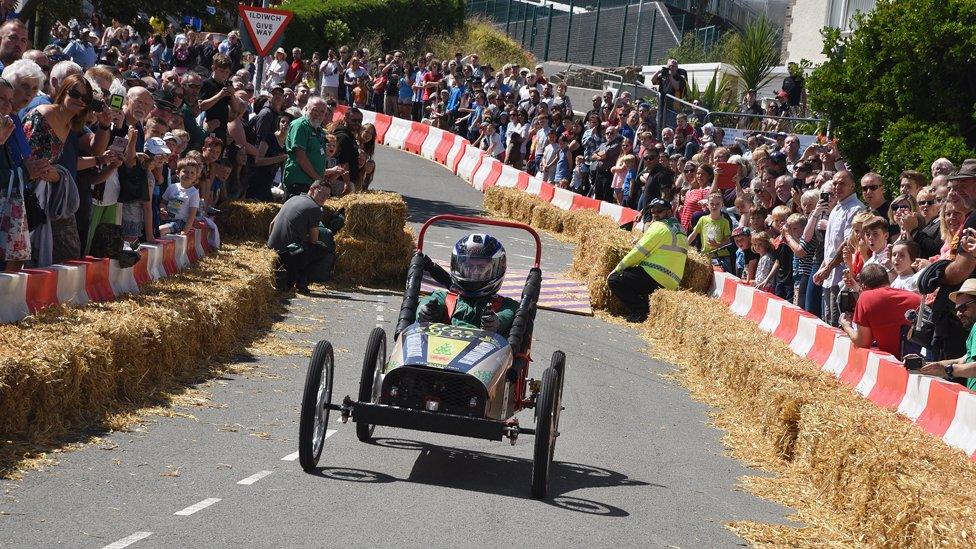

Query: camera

[90,99,105,113]
[903,354,923,371]
[837,289,858,314]
[820,191,830,203]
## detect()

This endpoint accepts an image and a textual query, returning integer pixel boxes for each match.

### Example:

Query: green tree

[729,15,780,92]
[808,0,976,179]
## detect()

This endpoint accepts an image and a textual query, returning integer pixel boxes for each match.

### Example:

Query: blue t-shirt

[398,77,413,101]
[447,85,465,112]
[554,148,571,182]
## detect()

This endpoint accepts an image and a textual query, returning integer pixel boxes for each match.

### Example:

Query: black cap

[648,198,672,211]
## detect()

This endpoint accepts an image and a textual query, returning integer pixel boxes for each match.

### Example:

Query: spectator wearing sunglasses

[889,193,942,258]
[916,185,943,246]
[921,278,976,389]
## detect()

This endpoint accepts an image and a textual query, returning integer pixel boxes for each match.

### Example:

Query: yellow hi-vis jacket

[613,217,688,290]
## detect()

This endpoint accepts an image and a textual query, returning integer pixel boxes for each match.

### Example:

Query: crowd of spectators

[0,15,378,285]
[4,11,976,387]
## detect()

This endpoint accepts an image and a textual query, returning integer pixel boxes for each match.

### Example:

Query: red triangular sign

[238,5,294,57]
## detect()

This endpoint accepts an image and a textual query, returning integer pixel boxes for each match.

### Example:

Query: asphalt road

[0,146,790,548]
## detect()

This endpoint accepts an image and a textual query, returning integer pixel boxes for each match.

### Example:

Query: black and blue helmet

[450,233,507,298]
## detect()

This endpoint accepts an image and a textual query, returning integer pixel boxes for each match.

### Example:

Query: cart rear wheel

[298,340,335,472]
[531,360,562,499]
[357,327,386,442]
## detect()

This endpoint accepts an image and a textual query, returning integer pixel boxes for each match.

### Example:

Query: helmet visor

[452,255,501,282]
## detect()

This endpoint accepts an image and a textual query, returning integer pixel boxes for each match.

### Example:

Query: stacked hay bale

[644,289,976,547]
[324,191,415,285]
[0,243,276,450]
[217,200,282,242]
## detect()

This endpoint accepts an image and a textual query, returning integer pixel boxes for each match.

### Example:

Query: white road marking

[375,304,384,312]
[429,242,451,248]
[102,532,152,549]
[173,498,221,516]
[237,470,273,485]
[281,430,337,461]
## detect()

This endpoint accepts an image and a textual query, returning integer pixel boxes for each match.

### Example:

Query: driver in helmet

[416,233,520,335]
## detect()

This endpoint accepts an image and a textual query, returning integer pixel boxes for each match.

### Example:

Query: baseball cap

[769,151,787,164]
[648,198,672,211]
[731,226,752,237]
[163,132,179,143]
[144,137,171,156]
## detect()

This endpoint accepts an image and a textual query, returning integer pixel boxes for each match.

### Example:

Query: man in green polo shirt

[921,277,976,388]
[283,97,345,198]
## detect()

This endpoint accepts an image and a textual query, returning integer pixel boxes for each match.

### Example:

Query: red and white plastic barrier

[345,109,642,226]
[711,271,976,459]
[0,229,221,323]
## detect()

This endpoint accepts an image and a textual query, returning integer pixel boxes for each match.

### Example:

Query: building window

[826,0,877,32]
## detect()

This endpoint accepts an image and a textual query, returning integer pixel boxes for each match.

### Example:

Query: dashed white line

[237,470,273,485]
[280,430,337,461]
[375,304,384,312]
[174,498,221,516]
[102,532,152,549]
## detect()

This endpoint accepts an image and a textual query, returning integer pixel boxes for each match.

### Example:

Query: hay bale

[333,227,415,285]
[681,250,714,294]
[643,290,976,547]
[325,191,407,241]
[0,243,277,463]
[216,200,281,242]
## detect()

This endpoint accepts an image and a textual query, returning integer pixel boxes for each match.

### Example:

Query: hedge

[280,0,465,57]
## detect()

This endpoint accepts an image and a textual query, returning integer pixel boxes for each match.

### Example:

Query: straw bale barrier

[0,243,276,456]
[644,290,976,547]
[333,228,415,285]
[324,190,407,242]
[483,186,713,313]
[217,200,281,241]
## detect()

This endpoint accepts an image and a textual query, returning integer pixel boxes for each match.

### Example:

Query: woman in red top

[679,163,712,230]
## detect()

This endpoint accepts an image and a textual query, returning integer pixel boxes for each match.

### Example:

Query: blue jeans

[803,277,823,317]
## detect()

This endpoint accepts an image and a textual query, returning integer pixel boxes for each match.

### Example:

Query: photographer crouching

[838,263,920,359]
[268,180,341,294]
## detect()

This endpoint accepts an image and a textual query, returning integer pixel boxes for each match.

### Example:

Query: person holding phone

[197,53,233,140]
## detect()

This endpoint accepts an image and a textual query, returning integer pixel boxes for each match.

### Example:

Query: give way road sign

[238,5,294,57]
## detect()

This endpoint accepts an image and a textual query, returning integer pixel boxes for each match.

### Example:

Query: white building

[781,0,878,63]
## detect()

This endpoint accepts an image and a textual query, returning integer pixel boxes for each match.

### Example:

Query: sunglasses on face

[918,200,937,206]
[67,88,92,103]
[862,184,881,192]
[891,204,911,211]
[683,168,694,173]
[956,300,974,313]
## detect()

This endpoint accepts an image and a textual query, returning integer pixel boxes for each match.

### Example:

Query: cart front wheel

[531,361,562,499]
[298,340,335,472]
[357,327,386,442]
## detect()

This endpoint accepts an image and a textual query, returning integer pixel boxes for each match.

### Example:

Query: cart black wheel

[357,327,386,442]
[551,350,566,400]
[298,340,335,472]
[531,365,561,499]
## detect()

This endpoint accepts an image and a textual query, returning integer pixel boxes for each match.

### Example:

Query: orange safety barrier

[156,238,179,276]
[22,268,59,313]
[185,227,200,263]
[373,113,393,143]
[66,257,114,302]
[433,132,456,164]
[133,246,152,287]
[404,122,430,155]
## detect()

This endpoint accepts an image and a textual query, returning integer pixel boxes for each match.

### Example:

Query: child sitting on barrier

[159,157,202,236]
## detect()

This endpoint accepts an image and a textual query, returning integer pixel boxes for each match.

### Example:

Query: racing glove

[417,300,439,323]
[481,309,500,333]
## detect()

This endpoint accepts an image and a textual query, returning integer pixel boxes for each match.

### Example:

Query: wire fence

[466,0,768,66]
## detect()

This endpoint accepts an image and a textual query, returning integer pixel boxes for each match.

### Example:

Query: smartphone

[820,191,830,202]
[108,136,128,154]
[109,93,125,110]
